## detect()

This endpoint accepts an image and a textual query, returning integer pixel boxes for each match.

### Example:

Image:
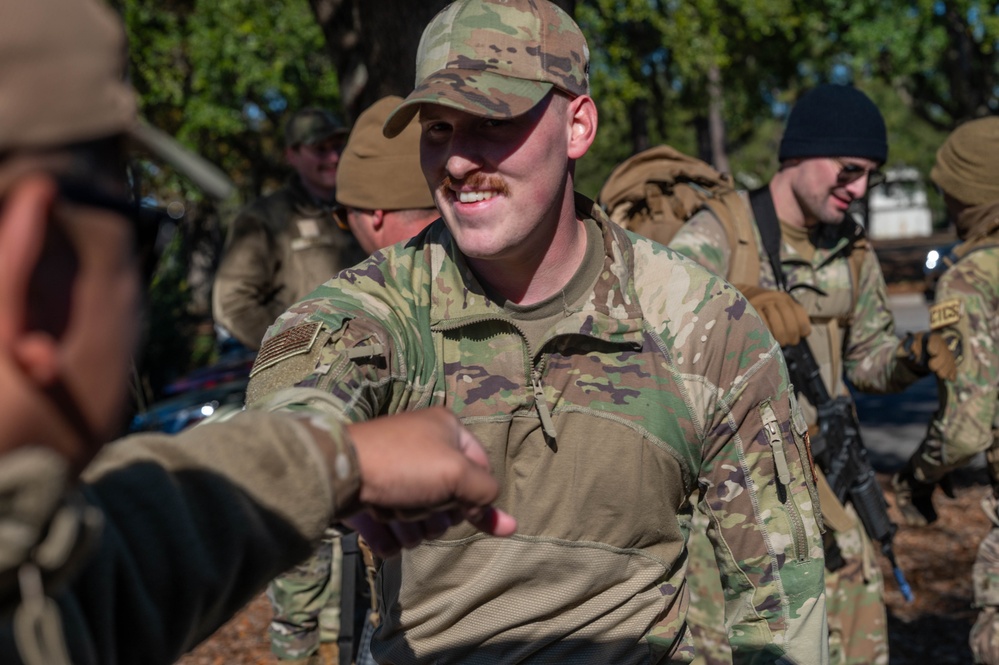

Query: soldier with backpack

[600,84,957,665]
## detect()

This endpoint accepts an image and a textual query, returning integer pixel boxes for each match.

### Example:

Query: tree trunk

[706,64,730,175]
[308,0,577,122]
[629,98,650,155]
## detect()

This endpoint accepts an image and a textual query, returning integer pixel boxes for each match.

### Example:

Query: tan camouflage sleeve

[666,207,734,276]
[61,410,357,661]
[634,242,827,663]
[245,291,430,424]
[913,250,999,477]
[842,246,920,392]
[697,326,827,664]
[82,410,356,535]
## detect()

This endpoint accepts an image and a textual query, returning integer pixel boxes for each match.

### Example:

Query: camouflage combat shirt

[918,233,999,477]
[671,203,923,420]
[213,175,366,350]
[247,195,827,664]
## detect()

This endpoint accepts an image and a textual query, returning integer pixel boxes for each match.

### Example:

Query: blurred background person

[213,107,365,351]
[885,117,999,664]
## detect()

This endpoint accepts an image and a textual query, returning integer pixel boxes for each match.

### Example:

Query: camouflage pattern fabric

[973,523,999,664]
[213,175,366,350]
[267,530,342,660]
[1,410,362,665]
[685,510,733,665]
[904,238,999,485]
[247,195,827,664]
[383,0,589,137]
[669,202,919,665]
[821,501,887,665]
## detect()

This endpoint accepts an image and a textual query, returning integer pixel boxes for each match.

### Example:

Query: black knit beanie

[778,84,888,163]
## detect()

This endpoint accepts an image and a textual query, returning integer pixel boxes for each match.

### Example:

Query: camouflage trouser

[823,498,888,665]
[971,503,999,664]
[267,529,343,660]
[685,479,887,665]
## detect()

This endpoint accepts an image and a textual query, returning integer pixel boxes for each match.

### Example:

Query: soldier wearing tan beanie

[930,116,999,241]
[335,96,437,254]
[893,115,999,663]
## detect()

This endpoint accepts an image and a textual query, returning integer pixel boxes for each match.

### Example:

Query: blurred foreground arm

[0,409,512,665]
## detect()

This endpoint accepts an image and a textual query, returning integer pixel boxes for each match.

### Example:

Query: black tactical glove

[891,462,938,527]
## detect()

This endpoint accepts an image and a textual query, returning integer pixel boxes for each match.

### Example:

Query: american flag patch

[250,321,323,377]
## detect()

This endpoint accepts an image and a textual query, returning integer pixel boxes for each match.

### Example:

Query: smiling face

[418,92,575,265]
[286,135,345,201]
[786,156,880,227]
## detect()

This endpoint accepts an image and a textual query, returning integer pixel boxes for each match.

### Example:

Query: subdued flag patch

[251,321,323,377]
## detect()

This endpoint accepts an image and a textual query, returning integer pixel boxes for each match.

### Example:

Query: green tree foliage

[573,0,813,194]
[828,0,998,127]
[118,0,988,400]
[118,0,342,398]
[121,0,341,201]
[574,0,979,201]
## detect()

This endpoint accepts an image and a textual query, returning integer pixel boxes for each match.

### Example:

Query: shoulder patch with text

[929,298,962,330]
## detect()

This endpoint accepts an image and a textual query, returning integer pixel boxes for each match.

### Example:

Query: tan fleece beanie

[336,96,434,211]
[931,116,999,206]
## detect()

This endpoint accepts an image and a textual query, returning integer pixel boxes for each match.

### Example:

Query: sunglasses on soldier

[832,158,886,188]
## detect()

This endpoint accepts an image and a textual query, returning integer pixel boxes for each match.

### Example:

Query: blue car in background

[130,346,255,434]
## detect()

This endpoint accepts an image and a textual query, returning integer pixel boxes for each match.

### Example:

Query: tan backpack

[597,145,761,286]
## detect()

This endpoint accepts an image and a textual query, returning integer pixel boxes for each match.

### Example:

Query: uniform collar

[427,193,646,346]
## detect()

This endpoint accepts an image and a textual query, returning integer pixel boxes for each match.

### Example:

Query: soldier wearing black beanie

[779,84,888,164]
[666,80,959,665]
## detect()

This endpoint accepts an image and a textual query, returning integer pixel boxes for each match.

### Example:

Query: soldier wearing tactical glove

[666,84,959,665]
[895,330,958,382]
[734,284,813,347]
[890,330,960,527]
[891,117,999,535]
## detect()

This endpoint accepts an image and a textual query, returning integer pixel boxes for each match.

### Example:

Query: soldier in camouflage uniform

[0,1,515,663]
[246,1,829,662]
[213,108,366,351]
[667,85,955,665]
[884,117,999,663]
[268,96,439,665]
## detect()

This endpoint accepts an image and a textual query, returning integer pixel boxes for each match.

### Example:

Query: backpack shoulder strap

[748,186,787,291]
[702,189,760,285]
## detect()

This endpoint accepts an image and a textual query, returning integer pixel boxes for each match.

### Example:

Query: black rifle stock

[782,341,914,602]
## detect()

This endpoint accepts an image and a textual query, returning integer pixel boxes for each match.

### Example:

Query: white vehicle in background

[863,167,934,241]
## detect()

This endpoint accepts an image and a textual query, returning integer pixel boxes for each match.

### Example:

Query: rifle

[782,341,914,603]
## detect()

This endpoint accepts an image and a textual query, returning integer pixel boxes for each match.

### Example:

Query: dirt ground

[178,468,991,665]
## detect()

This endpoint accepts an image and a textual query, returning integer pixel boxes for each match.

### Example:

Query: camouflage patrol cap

[284,108,350,148]
[337,96,434,211]
[1,0,234,200]
[382,0,590,138]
